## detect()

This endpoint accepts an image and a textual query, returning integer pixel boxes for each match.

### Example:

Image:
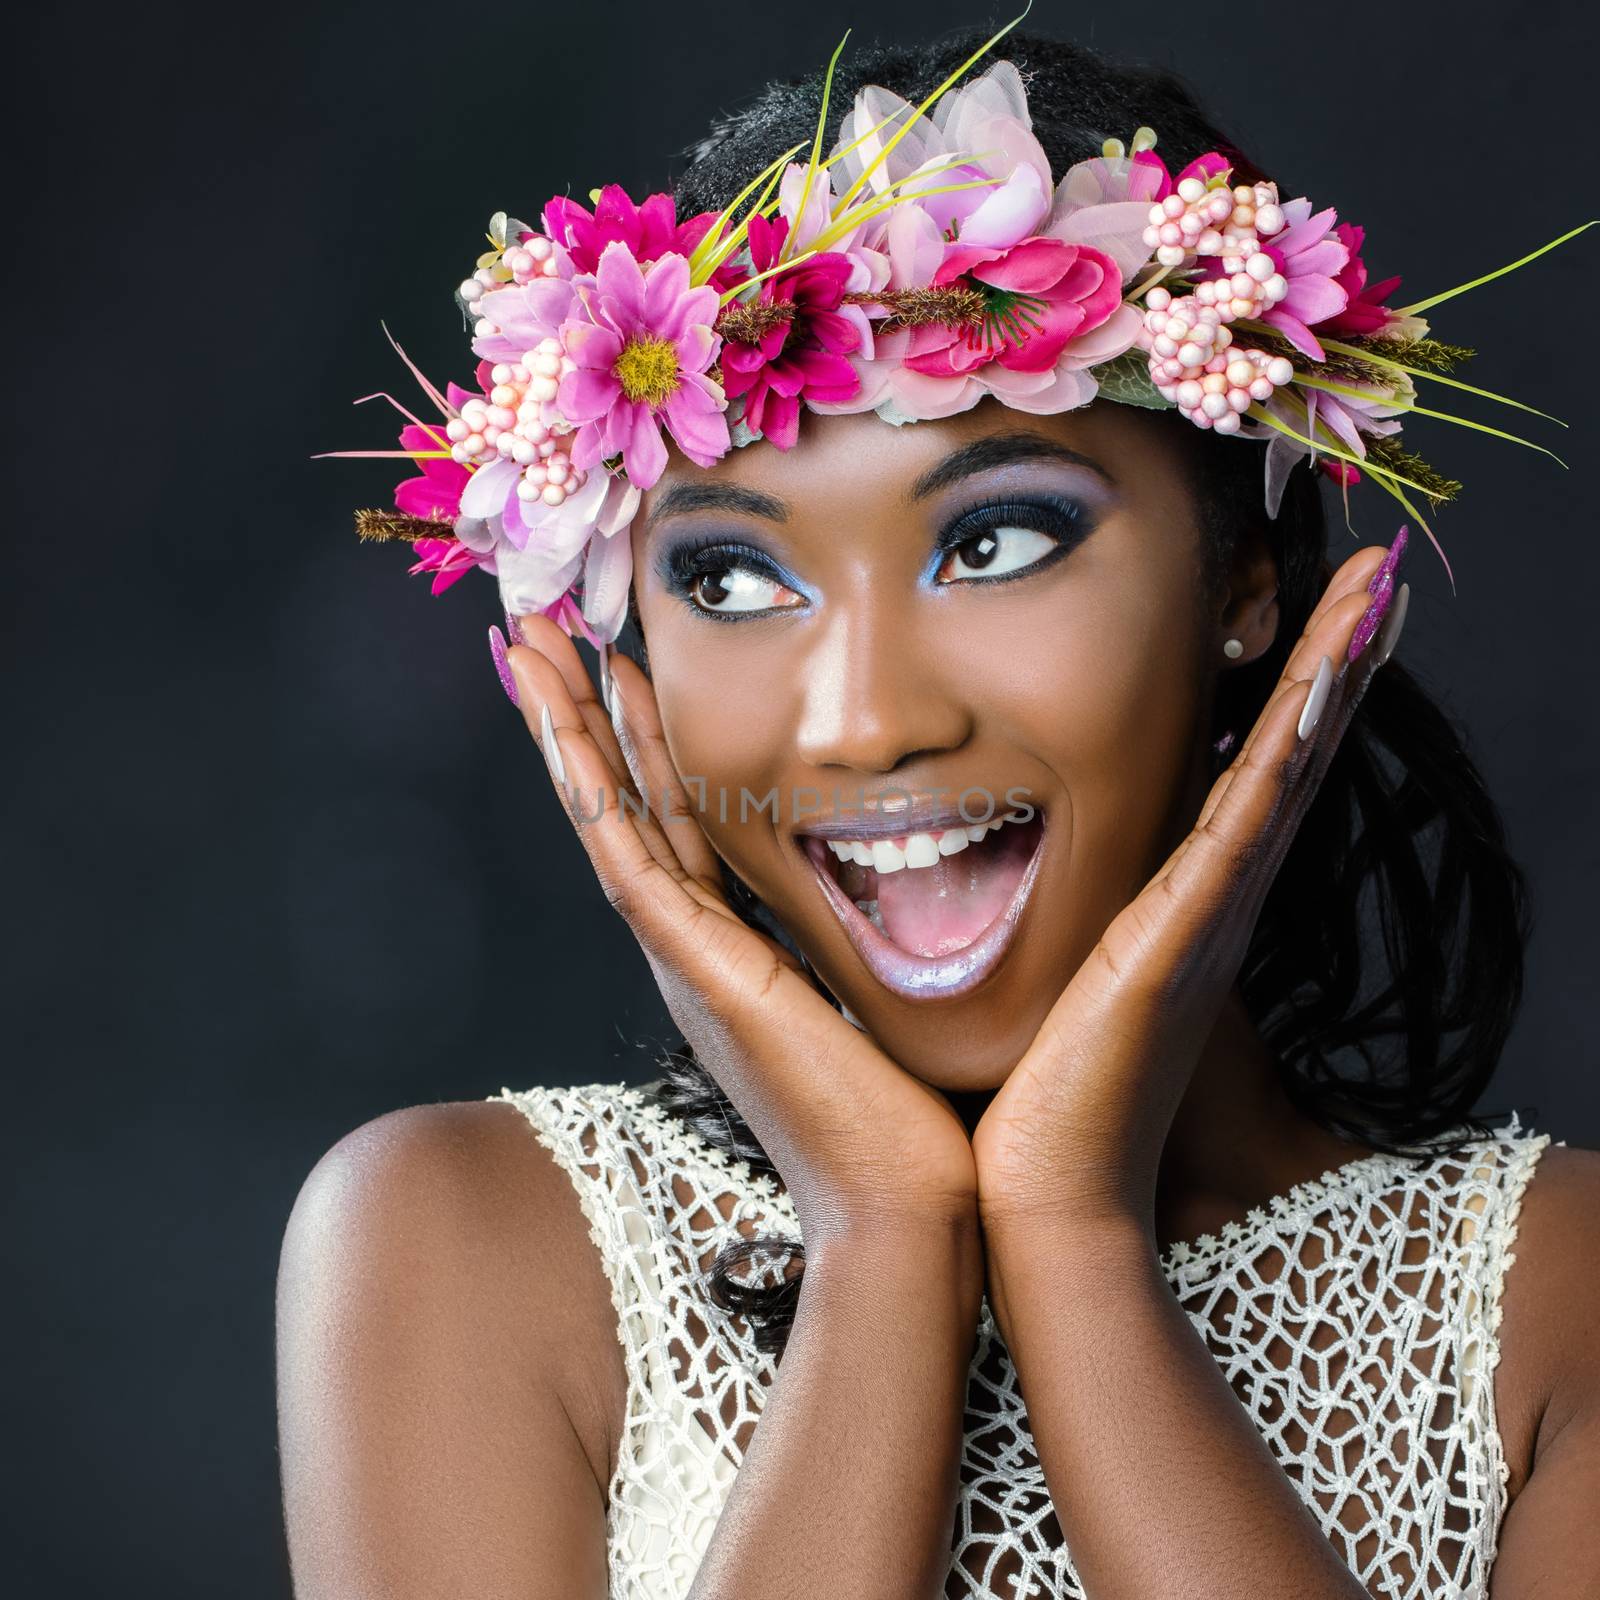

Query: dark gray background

[9,0,1596,1591]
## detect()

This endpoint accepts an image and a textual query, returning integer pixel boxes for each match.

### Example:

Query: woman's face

[630,399,1238,1091]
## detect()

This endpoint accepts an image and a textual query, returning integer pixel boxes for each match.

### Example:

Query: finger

[605,649,726,891]
[512,613,632,785]
[1209,580,1375,810]
[503,642,711,925]
[1167,572,1383,912]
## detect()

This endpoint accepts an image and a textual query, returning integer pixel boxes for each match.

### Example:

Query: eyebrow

[909,432,1115,499]
[642,431,1111,531]
[645,481,790,530]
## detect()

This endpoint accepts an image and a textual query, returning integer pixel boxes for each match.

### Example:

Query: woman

[276,26,1600,1599]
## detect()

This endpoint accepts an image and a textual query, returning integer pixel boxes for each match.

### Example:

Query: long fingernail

[1373,525,1409,591]
[504,611,525,646]
[1347,571,1395,663]
[597,642,614,716]
[1372,581,1410,668]
[488,626,519,707]
[1298,655,1334,740]
[608,669,624,736]
[539,703,568,786]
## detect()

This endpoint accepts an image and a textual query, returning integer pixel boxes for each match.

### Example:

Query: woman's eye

[689,564,802,615]
[936,524,1059,583]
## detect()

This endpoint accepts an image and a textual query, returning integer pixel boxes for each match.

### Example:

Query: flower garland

[329,16,1590,638]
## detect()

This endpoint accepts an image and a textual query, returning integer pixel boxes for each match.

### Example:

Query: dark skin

[619,400,1361,1240]
[276,397,1600,1598]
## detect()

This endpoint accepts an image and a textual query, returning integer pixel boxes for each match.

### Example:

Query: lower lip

[801,817,1048,1002]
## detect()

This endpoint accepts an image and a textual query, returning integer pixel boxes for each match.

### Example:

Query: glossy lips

[801,811,1048,1000]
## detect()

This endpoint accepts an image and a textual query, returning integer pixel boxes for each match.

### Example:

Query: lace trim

[490,1080,1551,1600]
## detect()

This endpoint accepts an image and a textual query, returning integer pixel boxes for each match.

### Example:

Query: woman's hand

[970,538,1407,1231]
[502,616,980,1247]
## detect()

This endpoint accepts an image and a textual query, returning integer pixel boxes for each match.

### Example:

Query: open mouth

[798,808,1047,1001]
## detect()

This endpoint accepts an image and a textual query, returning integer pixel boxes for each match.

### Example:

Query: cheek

[994,566,1209,877]
[635,608,798,833]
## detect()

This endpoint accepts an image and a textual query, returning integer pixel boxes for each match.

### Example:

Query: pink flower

[719,215,862,449]
[542,185,746,291]
[408,536,492,595]
[1320,223,1402,337]
[393,421,469,521]
[557,243,730,489]
[1247,197,1353,359]
[1130,148,1233,202]
[904,236,1125,379]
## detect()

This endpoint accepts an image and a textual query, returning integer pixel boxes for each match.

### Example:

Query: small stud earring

[1222,637,1245,660]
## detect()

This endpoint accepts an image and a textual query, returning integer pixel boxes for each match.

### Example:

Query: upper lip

[794,793,1037,842]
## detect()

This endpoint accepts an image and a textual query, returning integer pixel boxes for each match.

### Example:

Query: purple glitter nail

[504,611,524,646]
[488,625,519,707]
[1371,525,1409,593]
[1347,572,1395,663]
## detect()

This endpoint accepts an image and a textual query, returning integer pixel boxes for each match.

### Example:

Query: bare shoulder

[1493,1142,1600,1496]
[276,1097,626,1598]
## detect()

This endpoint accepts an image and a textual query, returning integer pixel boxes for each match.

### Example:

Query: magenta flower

[393,422,469,521]
[719,215,862,449]
[904,236,1125,378]
[1131,147,1233,201]
[1320,223,1403,337]
[1247,197,1353,359]
[542,185,745,292]
[408,536,492,595]
[557,243,729,489]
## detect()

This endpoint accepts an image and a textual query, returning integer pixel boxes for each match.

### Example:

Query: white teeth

[820,812,1030,874]
[871,839,907,873]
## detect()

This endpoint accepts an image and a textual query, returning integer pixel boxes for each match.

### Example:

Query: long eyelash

[656,535,798,620]
[935,492,1088,554]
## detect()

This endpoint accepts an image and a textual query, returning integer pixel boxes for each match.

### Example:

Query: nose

[793,604,973,776]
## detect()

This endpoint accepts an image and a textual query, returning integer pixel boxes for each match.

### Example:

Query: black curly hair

[624,26,1529,1357]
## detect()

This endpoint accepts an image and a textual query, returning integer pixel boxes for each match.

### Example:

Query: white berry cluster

[441,334,587,510]
[1136,177,1299,435]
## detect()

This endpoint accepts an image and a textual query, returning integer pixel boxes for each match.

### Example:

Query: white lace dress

[489,1079,1548,1600]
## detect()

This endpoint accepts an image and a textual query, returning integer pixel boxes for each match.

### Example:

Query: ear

[1215,526,1280,667]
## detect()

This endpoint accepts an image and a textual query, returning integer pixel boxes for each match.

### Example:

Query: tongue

[842,826,1035,958]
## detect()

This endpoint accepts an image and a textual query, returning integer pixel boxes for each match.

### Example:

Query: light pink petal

[459,456,519,520]
[672,321,717,374]
[1058,301,1144,369]
[641,252,692,331]
[621,403,669,487]
[594,242,647,327]
[885,203,945,290]
[579,517,635,641]
[1049,198,1157,281]
[883,367,985,421]
[568,420,605,471]
[1292,238,1351,279]
[1278,275,1349,328]
[662,377,732,466]
[561,320,624,372]
[1258,308,1327,361]
[597,477,642,536]
[982,363,1097,414]
[955,162,1049,251]
[559,365,623,424]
